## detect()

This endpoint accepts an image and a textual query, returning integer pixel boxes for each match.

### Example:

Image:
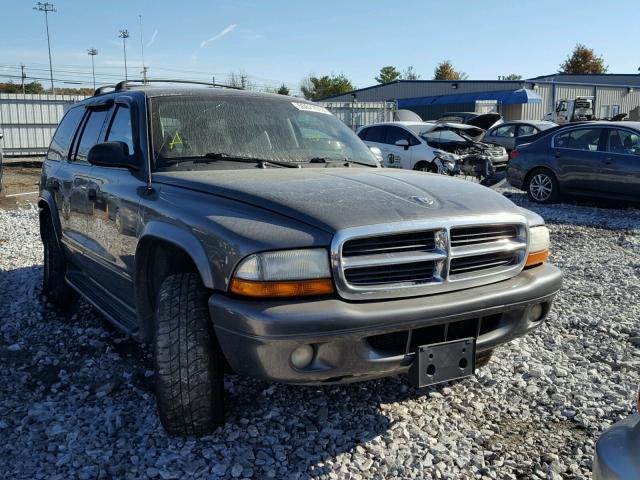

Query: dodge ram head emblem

[411,195,437,207]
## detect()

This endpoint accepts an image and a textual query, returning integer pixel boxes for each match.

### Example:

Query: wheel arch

[38,192,62,245]
[134,222,215,342]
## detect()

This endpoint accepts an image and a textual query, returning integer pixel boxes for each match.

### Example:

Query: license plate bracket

[408,337,475,388]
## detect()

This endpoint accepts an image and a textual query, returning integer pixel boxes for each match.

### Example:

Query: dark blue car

[506,121,640,203]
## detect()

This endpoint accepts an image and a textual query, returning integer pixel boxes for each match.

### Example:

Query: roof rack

[113,79,244,91]
[93,85,117,96]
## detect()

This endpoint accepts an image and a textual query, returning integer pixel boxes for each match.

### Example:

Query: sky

[2,0,639,94]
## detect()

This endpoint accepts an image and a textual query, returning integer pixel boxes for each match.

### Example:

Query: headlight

[434,150,459,162]
[230,248,334,297]
[525,226,550,268]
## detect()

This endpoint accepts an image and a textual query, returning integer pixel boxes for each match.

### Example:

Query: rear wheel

[526,168,559,203]
[41,214,74,306]
[154,273,225,436]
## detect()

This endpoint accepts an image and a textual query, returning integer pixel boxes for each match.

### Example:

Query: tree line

[1,44,609,101]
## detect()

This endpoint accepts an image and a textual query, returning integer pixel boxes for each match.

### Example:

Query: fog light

[527,303,544,323]
[291,345,314,369]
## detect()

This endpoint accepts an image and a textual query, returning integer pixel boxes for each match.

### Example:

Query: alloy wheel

[529,173,553,202]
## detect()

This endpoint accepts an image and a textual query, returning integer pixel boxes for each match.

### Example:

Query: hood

[154,168,522,233]
[432,122,485,141]
[466,113,502,130]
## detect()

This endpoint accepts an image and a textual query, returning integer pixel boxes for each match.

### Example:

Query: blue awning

[398,88,542,108]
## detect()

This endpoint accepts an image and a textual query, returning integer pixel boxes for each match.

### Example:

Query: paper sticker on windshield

[291,102,331,115]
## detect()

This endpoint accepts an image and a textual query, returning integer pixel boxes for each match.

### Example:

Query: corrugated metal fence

[318,101,397,130]
[0,93,88,156]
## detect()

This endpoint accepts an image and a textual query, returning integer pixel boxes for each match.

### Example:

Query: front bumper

[209,263,562,385]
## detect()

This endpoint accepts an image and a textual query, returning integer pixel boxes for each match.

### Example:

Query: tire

[41,214,74,306]
[526,168,559,204]
[476,349,494,369]
[413,161,437,173]
[154,273,225,436]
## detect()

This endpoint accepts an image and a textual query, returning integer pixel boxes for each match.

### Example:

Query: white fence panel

[318,101,397,131]
[0,93,88,156]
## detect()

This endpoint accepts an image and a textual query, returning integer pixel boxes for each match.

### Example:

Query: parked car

[436,112,503,130]
[356,121,508,174]
[483,120,557,152]
[39,81,562,436]
[507,121,640,203]
[593,390,640,479]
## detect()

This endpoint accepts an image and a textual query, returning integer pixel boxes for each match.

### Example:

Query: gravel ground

[0,190,638,480]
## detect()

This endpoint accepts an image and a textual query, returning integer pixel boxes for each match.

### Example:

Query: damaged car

[357,121,508,179]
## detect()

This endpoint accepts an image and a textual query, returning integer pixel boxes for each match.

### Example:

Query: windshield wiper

[308,157,374,167]
[196,152,300,168]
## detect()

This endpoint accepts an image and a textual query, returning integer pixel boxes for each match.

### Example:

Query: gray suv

[39,81,562,436]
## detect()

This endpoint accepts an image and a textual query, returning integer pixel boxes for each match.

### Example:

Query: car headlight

[525,226,550,268]
[230,248,334,297]
[434,150,459,162]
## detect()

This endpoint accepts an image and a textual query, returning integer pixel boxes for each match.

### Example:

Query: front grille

[450,225,518,247]
[342,231,435,257]
[488,147,505,157]
[450,251,518,275]
[333,218,527,300]
[345,261,435,286]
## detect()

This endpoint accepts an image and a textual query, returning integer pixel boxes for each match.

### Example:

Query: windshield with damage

[150,95,377,170]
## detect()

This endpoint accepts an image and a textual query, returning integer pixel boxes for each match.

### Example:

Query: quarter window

[106,106,134,155]
[47,107,85,160]
[554,128,603,151]
[75,109,110,161]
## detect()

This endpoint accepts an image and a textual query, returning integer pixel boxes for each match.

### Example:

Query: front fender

[136,221,215,289]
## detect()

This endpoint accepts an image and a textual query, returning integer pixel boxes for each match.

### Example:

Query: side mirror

[88,142,139,170]
[395,139,410,150]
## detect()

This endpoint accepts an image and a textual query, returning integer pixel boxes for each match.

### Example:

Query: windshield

[150,95,377,170]
[407,127,472,148]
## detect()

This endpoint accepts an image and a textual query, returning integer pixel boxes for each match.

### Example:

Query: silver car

[593,391,640,479]
[483,120,557,152]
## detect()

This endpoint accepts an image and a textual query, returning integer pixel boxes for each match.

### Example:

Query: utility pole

[118,29,129,80]
[141,66,149,84]
[87,48,98,90]
[33,2,56,94]
[21,64,26,93]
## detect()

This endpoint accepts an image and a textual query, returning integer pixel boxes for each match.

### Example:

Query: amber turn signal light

[525,249,549,268]
[230,278,334,298]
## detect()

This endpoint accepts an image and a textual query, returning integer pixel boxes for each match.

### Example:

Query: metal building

[0,93,87,156]
[322,74,640,122]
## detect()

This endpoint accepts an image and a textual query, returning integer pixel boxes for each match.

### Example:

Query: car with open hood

[357,121,508,175]
[38,81,562,436]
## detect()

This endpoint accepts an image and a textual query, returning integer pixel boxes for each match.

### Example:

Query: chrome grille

[332,216,528,300]
[450,225,518,247]
[488,147,505,158]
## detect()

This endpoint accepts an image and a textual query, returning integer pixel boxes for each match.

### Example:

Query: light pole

[87,48,98,90]
[33,2,56,94]
[118,29,129,80]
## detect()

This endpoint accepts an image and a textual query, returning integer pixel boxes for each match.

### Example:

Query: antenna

[138,14,146,83]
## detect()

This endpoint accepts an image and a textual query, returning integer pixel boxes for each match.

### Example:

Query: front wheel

[41,215,74,306]
[413,161,438,173]
[526,168,559,203]
[154,273,225,436]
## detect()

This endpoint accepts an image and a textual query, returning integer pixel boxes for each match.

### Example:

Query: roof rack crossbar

[114,79,244,91]
[93,85,117,96]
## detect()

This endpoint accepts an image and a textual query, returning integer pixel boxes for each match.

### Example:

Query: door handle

[51,179,60,191]
[88,188,97,200]
[602,157,613,165]
[554,151,561,158]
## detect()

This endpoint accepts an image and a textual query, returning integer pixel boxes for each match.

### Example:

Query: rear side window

[75,109,110,161]
[48,107,85,160]
[517,125,537,137]
[106,106,134,155]
[554,128,603,151]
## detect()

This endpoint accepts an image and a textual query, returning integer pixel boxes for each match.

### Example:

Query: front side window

[75,109,110,161]
[150,96,377,170]
[48,107,85,160]
[493,125,516,138]
[517,125,537,137]
[106,106,134,155]
[607,129,640,155]
[385,126,412,145]
[554,128,603,151]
